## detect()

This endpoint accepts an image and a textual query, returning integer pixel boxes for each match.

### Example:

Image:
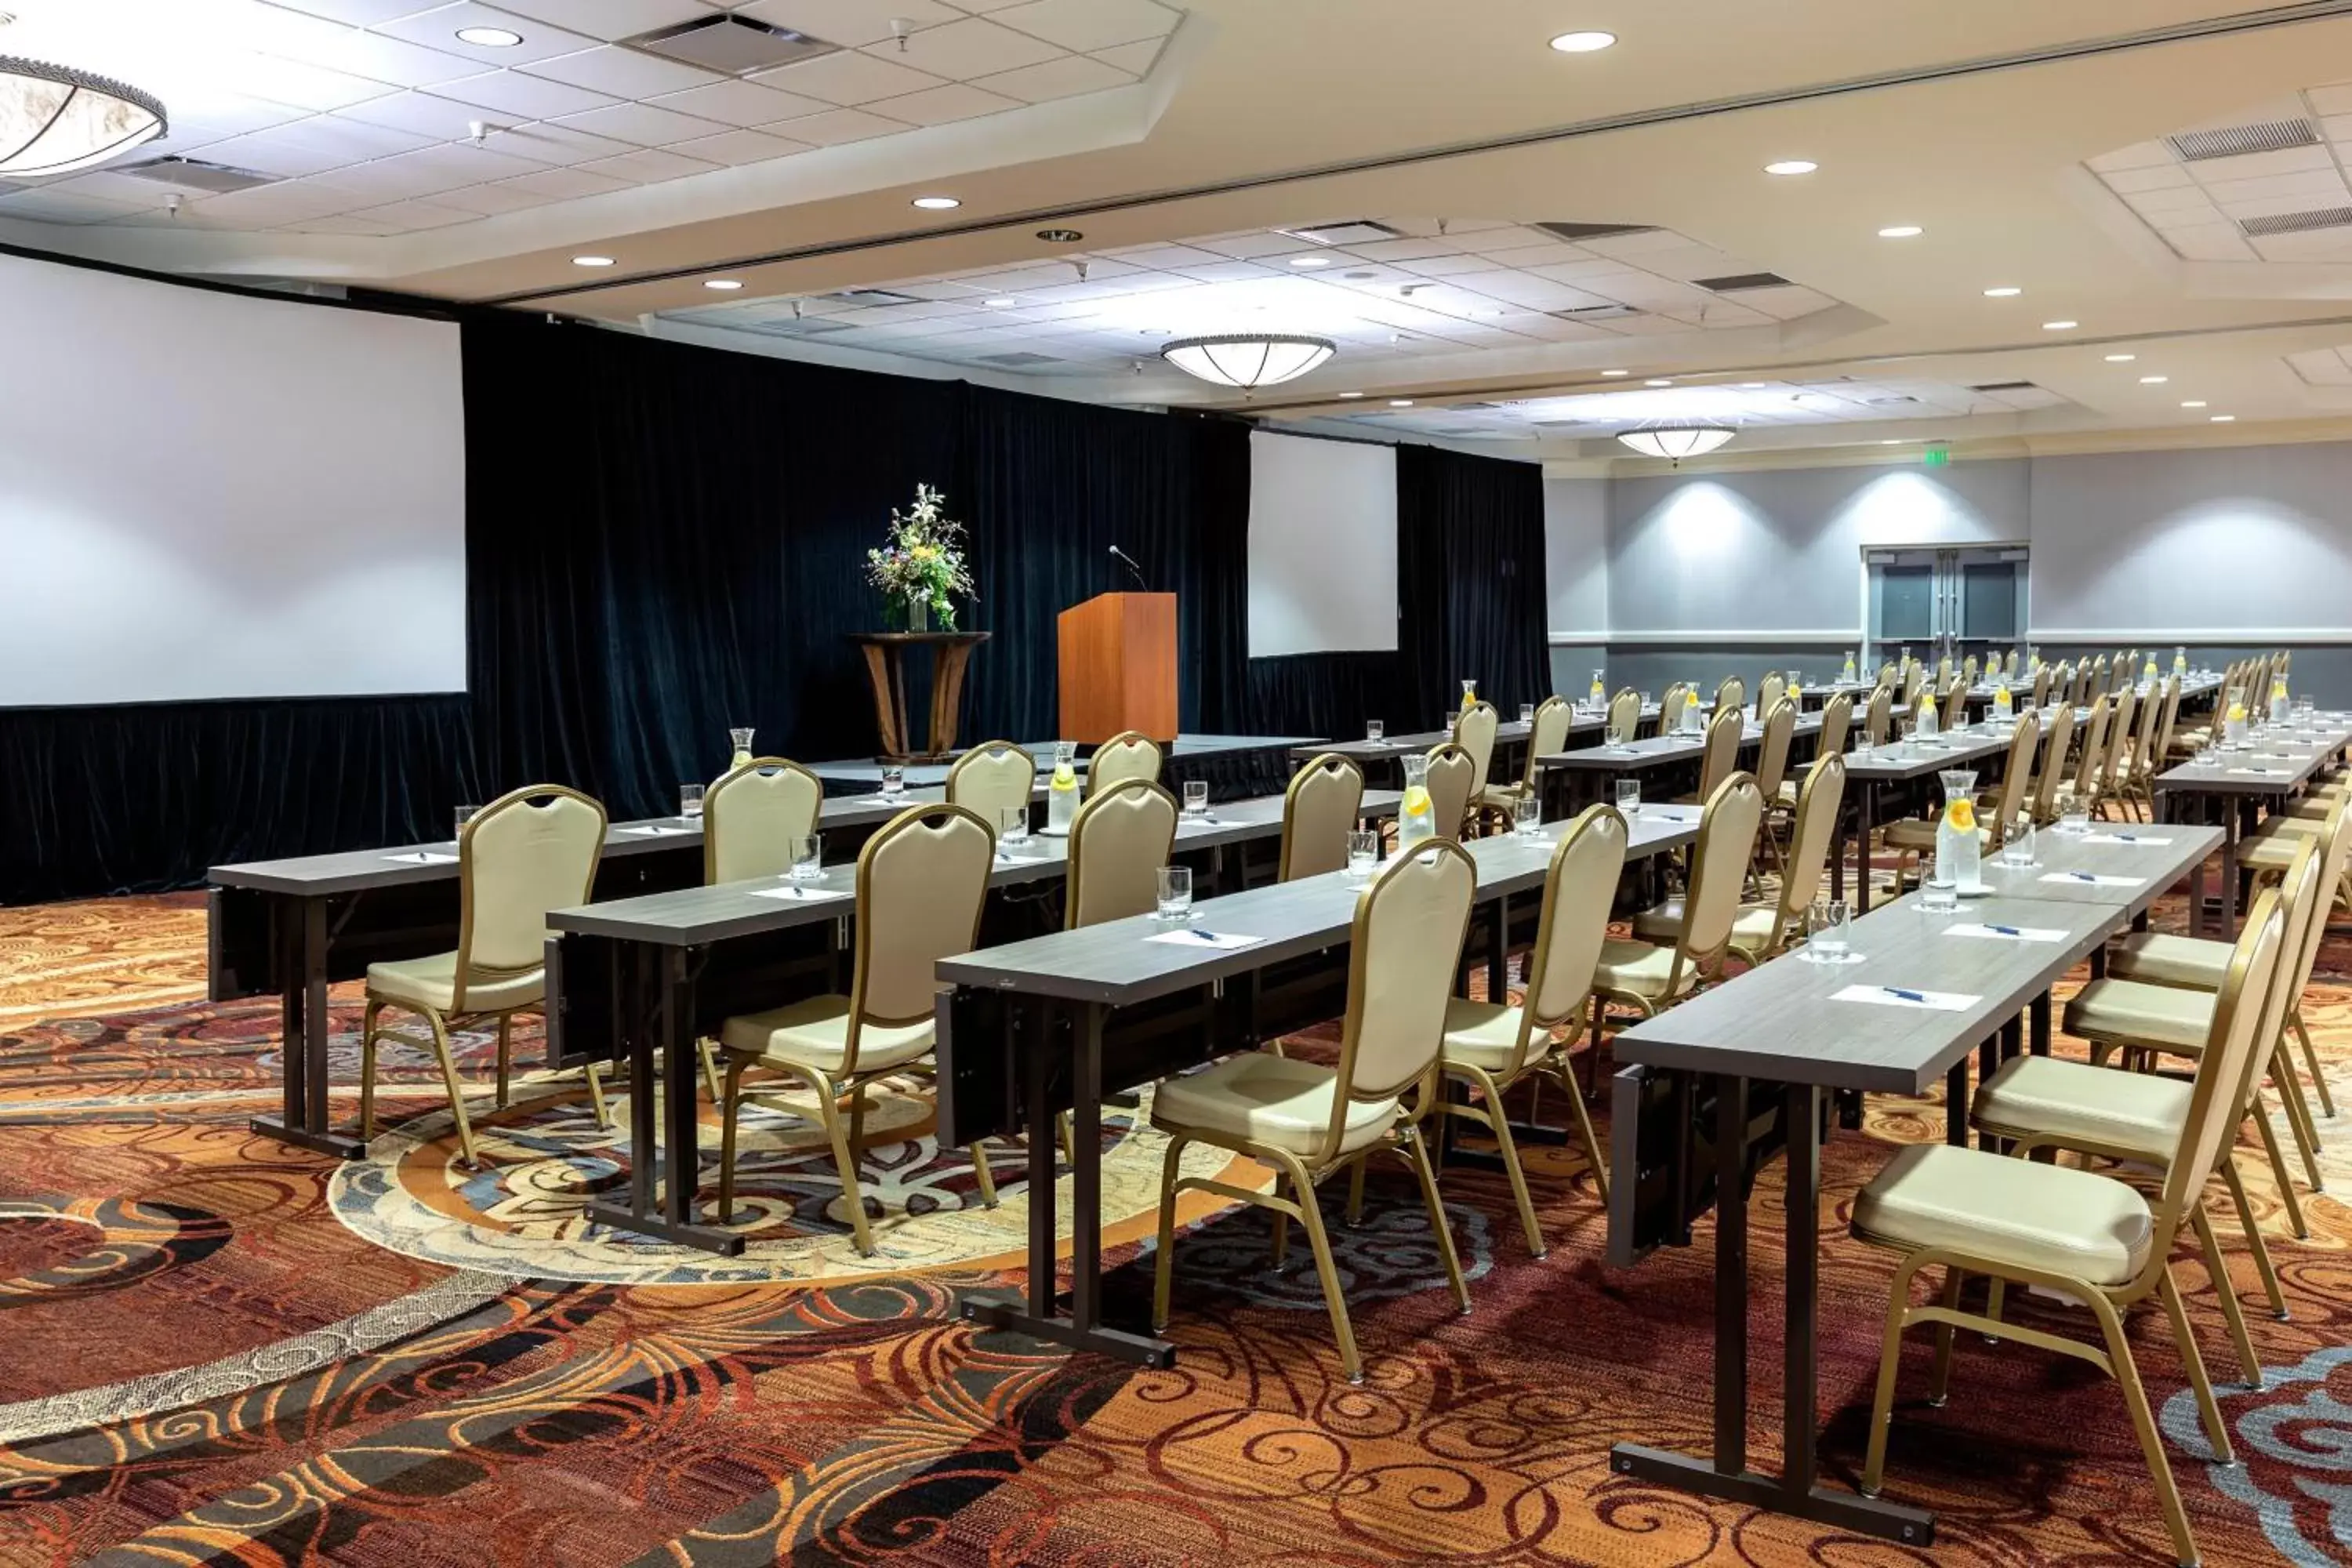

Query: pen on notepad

[1185,928,1229,944]
[1882,985,1929,1003]
[2067,871,2098,882]
[2113,832,2139,841]
[1985,924,2024,936]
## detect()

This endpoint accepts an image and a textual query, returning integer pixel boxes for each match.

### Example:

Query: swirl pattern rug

[2,884,2352,1564]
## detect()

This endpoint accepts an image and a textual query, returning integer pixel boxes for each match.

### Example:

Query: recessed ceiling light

[1882,438,1904,445]
[1036,227,1083,243]
[2042,320,2078,331]
[1983,286,2022,298]
[985,297,1015,307]
[2104,353,2136,362]
[2212,414,2236,423]
[1878,225,1923,238]
[1390,399,1414,407]
[1548,29,1617,52]
[456,25,522,45]
[2181,400,2207,408]
[572,255,614,267]
[1646,378,1673,387]
[1289,255,1330,268]
[1764,159,1818,176]
[703,278,742,291]
[911,194,960,209]
[1601,369,1629,377]
[1338,391,1366,398]
[1739,382,1769,389]
[2140,375,2168,384]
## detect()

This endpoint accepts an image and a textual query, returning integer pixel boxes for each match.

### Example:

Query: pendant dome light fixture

[0,56,167,176]
[1159,332,1336,390]
[1616,425,1736,463]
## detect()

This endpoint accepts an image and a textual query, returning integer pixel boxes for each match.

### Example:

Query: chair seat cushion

[1849,1142,2154,1287]
[2249,814,2323,841]
[1152,1051,1396,1158]
[1634,899,1783,953]
[2241,833,2304,872]
[1440,998,1533,1072]
[367,951,543,1014]
[2063,977,2212,1051]
[2105,931,2227,990]
[1776,779,1800,806]
[1477,782,1530,808]
[720,994,936,1076]
[1971,1054,2190,1159]
[1594,938,1695,1002]
[1883,819,1991,851]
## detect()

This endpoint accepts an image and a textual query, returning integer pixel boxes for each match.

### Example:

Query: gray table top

[808,733,1324,786]
[1977,823,2223,915]
[2158,723,2351,797]
[1536,710,1826,775]
[1839,728,2013,781]
[545,790,1403,946]
[935,808,1700,1007]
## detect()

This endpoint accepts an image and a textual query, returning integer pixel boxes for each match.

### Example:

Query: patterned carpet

[2,887,2350,1565]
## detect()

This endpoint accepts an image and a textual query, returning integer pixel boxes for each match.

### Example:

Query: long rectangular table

[931,808,1704,1366]
[1605,823,2222,1547]
[809,734,1324,790]
[2154,715,2351,937]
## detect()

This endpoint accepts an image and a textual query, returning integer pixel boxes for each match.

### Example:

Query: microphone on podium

[1108,545,1149,590]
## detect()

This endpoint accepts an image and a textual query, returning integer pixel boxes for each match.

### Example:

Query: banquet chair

[1936,654,1954,684]
[1592,774,1765,1038]
[1747,698,1798,880]
[1815,689,1854,767]
[714,803,1000,1254]
[359,783,612,1166]
[1636,754,1846,968]
[1436,805,1628,1253]
[1454,701,1501,826]
[1679,704,1745,806]
[1849,891,2286,1568]
[1050,779,1180,1162]
[1482,695,1573,818]
[1423,742,1476,839]
[1883,701,2036,880]
[1150,837,1476,1385]
[1878,662,1899,686]
[696,757,826,1101]
[946,740,1036,829]
[1607,687,1643,742]
[1900,664,1929,720]
[1962,653,1980,684]
[2114,677,2167,821]
[2031,663,2053,708]
[2049,695,2111,819]
[1088,731,1163,795]
[1659,682,1693,731]
[1715,676,1746,718]
[1863,683,1894,747]
[1757,672,1786,715]
[2028,703,2078,826]
[1279,753,1364,881]
[2087,685,2141,818]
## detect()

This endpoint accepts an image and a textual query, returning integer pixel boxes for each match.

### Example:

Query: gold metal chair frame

[1279,753,1366,882]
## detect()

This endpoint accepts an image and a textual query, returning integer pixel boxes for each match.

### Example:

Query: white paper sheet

[1832,985,1979,1012]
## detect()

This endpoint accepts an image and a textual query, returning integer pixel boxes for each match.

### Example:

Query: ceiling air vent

[2165,118,2318,162]
[2238,205,2352,238]
[1278,220,1402,246]
[978,351,1062,366]
[1969,379,2039,392]
[1537,222,1656,241]
[118,155,280,193]
[623,13,837,74]
[1551,303,1642,321]
[1694,271,1791,292]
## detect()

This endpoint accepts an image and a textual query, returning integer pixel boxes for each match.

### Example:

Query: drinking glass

[1183,779,1210,816]
[1443,715,1458,742]
[789,834,822,883]
[2058,806,2090,836]
[1919,881,1960,916]
[1513,796,1542,837]
[879,765,904,797]
[1156,866,1194,922]
[1346,829,1378,880]
[1616,779,1641,816]
[1519,702,1536,724]
[1807,899,1851,960]
[680,782,705,821]
[1367,720,1385,743]
[999,806,1029,847]
[455,804,479,842]
[2002,816,2037,869]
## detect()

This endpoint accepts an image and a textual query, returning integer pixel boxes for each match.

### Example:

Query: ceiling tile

[989,0,1176,53]
[2248,227,2352,262]
[1190,230,1298,259]
[735,0,964,47]
[555,100,733,146]
[2197,169,2350,207]
[2100,164,2194,194]
[429,69,625,118]
[428,177,566,213]
[345,140,548,197]
[1089,38,1165,74]
[263,0,442,22]
[0,190,147,223]
[340,89,500,138]
[1392,252,1495,278]
[200,127,383,178]
[181,178,369,225]
[347,197,483,230]
[2167,221,2260,260]
[478,118,643,163]
[876,16,1062,76]
[971,53,1128,102]
[755,50,945,103]
[491,164,639,198]
[867,82,1022,124]
[286,211,408,234]
[671,127,815,163]
[520,43,725,96]
[579,146,722,182]
[2307,84,2352,117]
[281,27,490,89]
[649,78,833,125]
[488,0,719,42]
[228,54,403,112]
[760,105,909,142]
[37,171,180,208]
[372,4,603,67]
[2124,184,2221,215]
[2085,140,2179,174]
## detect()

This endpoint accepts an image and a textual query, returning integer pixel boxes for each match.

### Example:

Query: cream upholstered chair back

[1900,664,1927,713]
[2031,663,2053,708]
[1715,676,1745,717]
[1676,773,1766,987]
[2097,686,2138,793]
[947,741,1035,825]
[1525,804,1630,1031]
[1697,704,1744,799]
[2071,695,2111,794]
[1817,690,1853,757]
[1935,655,1954,684]
[2270,835,2327,1022]
[1864,683,1893,746]
[1280,753,1364,881]
[2147,676,2183,774]
[848,804,993,1054]
[456,785,606,996]
[2282,804,2352,1004]
[1607,688,1642,742]
[2031,703,2078,822]
[1940,678,1968,732]
[1454,701,1500,793]
[1985,712,2039,844]
[1753,699,1798,797]
[1877,662,1898,685]
[1422,742,1475,835]
[1089,731,1163,795]
[1525,695,1575,782]
[1776,754,1848,926]
[704,758,822,884]
[1660,681,1692,728]
[1065,780,1178,929]
[2126,675,2162,771]
[1962,654,1979,684]
[1757,672,1786,715]
[2004,648,2020,677]
[1326,837,1476,1141]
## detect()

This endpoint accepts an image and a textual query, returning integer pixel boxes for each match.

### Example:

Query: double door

[1865,546,2027,670]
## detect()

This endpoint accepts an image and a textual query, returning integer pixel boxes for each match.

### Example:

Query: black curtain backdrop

[1,317,1548,905]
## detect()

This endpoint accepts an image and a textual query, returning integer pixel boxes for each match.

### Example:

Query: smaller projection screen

[1246,430,1399,657]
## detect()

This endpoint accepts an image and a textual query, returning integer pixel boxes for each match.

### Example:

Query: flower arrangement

[866,483,975,630]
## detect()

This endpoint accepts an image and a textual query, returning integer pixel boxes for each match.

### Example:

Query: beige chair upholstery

[1279,753,1366,881]
[1065,780,1178,930]
[1422,742,1476,838]
[1436,806,1628,1253]
[1454,701,1500,797]
[1938,678,1967,733]
[1659,682,1691,730]
[2051,695,2111,816]
[1151,840,1477,1384]
[1635,753,1846,965]
[1483,695,1573,811]
[705,757,823,884]
[1607,687,1642,743]
[2031,664,2053,708]
[1756,672,1786,715]
[1690,704,1744,803]
[1849,891,2288,1568]
[1814,691,1854,770]
[715,804,1001,1254]
[1088,731,1163,796]
[1715,676,1745,718]
[361,784,611,1165]
[946,741,1035,829]
[2030,703,2078,825]
[1883,703,2037,861]
[1751,699,1798,803]
[1862,683,1893,747]
[1962,654,1980,684]
[1598,773,1764,1019]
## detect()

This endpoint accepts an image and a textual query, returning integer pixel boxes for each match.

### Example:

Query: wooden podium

[1058,592,1177,744]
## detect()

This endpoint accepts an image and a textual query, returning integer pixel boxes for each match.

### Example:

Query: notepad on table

[748,884,850,904]
[2081,833,2172,846]
[2040,871,2143,887]
[1146,927,1266,951]
[383,851,458,865]
[619,823,695,837]
[1833,984,1978,1012]
[1945,923,2067,944]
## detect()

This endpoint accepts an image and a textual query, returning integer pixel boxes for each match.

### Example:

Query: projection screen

[1246,430,1399,657]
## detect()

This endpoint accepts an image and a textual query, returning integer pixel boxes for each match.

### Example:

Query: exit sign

[1922,447,1951,466]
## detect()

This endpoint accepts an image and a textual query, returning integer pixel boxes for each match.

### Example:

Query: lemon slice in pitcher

[1947,800,1976,833]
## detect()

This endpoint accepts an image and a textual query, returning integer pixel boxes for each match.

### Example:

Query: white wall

[1544,476,1608,637]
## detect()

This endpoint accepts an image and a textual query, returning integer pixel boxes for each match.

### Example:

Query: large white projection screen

[1247,430,1398,656]
[0,253,466,706]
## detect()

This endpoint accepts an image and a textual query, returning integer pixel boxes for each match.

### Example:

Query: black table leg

[1610,1076,1935,1546]
[2030,991,2052,1056]
[1854,785,1880,913]
[2219,800,2244,938]
[1946,1060,1970,1146]
[251,892,364,1160]
[586,940,743,1255]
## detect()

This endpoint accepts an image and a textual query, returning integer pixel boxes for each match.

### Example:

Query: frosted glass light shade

[1617,426,1736,460]
[0,57,166,176]
[1160,334,1336,388]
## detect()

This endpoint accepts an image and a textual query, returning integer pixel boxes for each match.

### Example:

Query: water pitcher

[1588,667,1606,710]
[1398,753,1437,849]
[1933,769,1980,890]
[1046,739,1083,833]
[2270,674,2292,725]
[2223,690,2249,747]
[728,727,755,769]
[1460,678,1479,714]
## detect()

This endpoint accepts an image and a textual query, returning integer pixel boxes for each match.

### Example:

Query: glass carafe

[1047,739,1083,833]
[1934,769,1980,891]
[1588,666,1606,711]
[1681,686,1704,734]
[1842,649,1858,681]
[1398,753,1436,848]
[1460,678,1479,714]
[2270,675,2291,725]
[1916,694,1940,738]
[1991,681,2013,721]
[728,727,754,768]
[2223,689,2249,747]
[2173,644,2188,677]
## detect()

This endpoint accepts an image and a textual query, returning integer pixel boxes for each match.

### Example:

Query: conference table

[809,734,1323,792]
[541,789,1399,1254]
[931,808,1704,1367]
[1535,711,1828,811]
[2153,713,2352,937]
[1605,822,2223,1549]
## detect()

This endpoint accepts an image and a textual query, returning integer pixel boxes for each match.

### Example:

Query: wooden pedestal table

[848,631,990,763]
